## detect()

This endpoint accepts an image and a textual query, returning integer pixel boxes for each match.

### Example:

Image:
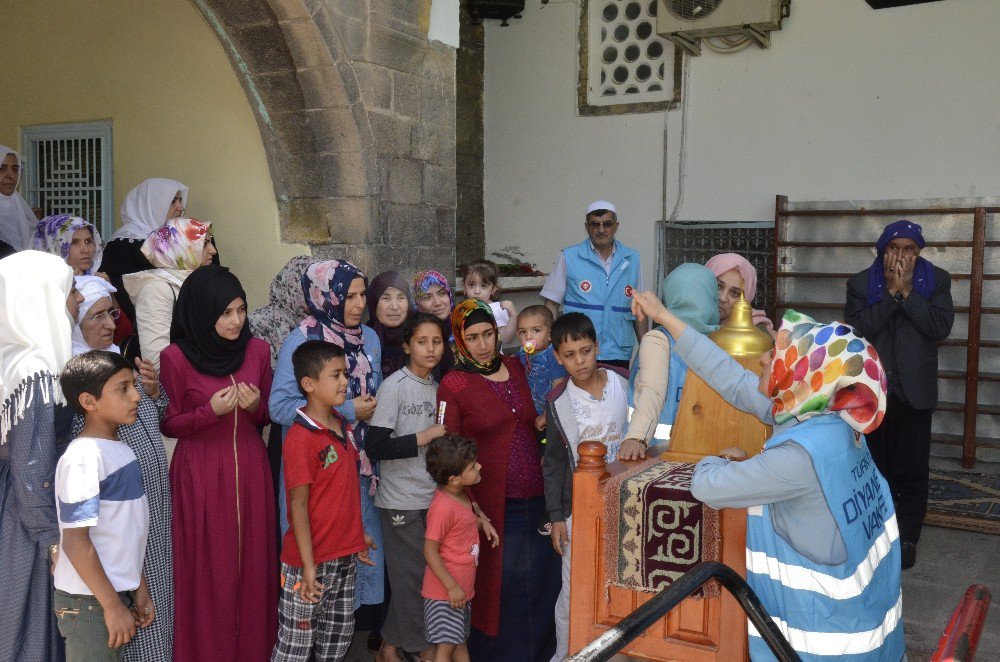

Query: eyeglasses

[83,308,121,325]
[586,220,617,230]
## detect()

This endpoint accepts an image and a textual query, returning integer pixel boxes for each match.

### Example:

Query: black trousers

[865,393,933,544]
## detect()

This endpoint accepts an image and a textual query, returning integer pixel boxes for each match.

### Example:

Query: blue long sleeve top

[673,328,847,566]
[268,325,383,431]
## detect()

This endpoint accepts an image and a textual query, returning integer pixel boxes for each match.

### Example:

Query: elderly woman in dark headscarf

[159,265,277,661]
[268,259,385,610]
[366,271,413,379]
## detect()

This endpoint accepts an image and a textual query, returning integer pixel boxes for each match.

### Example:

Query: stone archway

[190,0,457,276]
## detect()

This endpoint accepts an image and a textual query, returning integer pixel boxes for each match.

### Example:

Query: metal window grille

[656,220,776,316]
[585,0,676,108]
[19,122,114,240]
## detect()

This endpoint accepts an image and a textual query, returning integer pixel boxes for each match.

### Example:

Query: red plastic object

[931,584,992,662]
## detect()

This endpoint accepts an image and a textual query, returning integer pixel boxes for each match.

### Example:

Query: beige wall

[0,0,308,307]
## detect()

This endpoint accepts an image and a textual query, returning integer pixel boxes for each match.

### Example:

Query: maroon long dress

[160,338,278,661]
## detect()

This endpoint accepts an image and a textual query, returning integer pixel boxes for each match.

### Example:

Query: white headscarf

[0,145,39,250]
[0,251,74,443]
[114,177,188,241]
[71,275,120,357]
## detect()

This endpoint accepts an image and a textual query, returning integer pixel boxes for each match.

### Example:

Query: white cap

[586,200,617,216]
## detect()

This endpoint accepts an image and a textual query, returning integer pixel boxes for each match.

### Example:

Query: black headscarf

[171,265,251,376]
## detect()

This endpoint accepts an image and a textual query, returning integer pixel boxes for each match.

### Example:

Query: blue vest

[627,328,688,442]
[746,415,904,662]
[562,238,641,362]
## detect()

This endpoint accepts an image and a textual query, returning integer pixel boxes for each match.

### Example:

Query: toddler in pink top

[422,435,499,662]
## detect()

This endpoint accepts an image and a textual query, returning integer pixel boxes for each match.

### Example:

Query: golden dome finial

[709,292,773,358]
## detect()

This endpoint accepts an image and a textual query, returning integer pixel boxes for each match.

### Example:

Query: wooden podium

[568,445,748,661]
[567,296,773,660]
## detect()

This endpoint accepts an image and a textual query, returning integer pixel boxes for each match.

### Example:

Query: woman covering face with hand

[159,265,277,661]
[69,275,174,662]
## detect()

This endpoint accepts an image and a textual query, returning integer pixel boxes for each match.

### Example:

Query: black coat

[845,266,954,410]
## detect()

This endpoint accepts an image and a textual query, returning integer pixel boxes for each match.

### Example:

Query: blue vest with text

[746,414,904,662]
[627,329,688,442]
[562,238,641,362]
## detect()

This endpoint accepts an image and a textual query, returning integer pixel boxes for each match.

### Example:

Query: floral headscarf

[299,260,374,397]
[769,310,887,435]
[248,255,313,369]
[451,299,501,375]
[140,217,211,270]
[33,214,103,275]
[411,269,454,310]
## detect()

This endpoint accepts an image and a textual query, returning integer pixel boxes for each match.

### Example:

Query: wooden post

[577,441,608,474]
[772,195,787,323]
[963,208,986,468]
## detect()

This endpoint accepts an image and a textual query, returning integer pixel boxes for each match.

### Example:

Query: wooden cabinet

[568,448,748,661]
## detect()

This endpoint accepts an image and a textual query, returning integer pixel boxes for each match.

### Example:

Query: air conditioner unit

[657,0,790,56]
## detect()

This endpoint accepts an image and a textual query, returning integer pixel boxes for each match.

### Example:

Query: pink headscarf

[705,253,774,331]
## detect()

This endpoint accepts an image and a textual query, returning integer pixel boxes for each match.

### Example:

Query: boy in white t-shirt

[542,312,630,662]
[55,350,153,661]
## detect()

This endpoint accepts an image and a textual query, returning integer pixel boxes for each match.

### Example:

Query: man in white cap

[541,200,645,369]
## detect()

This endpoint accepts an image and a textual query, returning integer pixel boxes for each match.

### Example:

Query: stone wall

[193,0,457,279]
[455,2,485,267]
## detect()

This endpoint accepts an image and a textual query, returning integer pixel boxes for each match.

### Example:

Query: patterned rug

[925,468,1000,535]
[604,460,720,597]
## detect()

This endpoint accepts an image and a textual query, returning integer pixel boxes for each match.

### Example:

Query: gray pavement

[901,524,998,661]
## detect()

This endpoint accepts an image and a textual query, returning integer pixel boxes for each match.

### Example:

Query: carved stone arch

[189,0,377,246]
[189,0,457,277]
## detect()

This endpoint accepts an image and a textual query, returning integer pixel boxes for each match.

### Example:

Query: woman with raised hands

[160,265,277,661]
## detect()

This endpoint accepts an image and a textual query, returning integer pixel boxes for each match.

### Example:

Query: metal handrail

[567,561,800,662]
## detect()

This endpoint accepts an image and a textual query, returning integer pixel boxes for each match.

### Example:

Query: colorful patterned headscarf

[299,260,374,397]
[769,310,886,434]
[140,217,211,270]
[451,298,501,375]
[411,269,454,310]
[248,255,313,369]
[33,214,103,275]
